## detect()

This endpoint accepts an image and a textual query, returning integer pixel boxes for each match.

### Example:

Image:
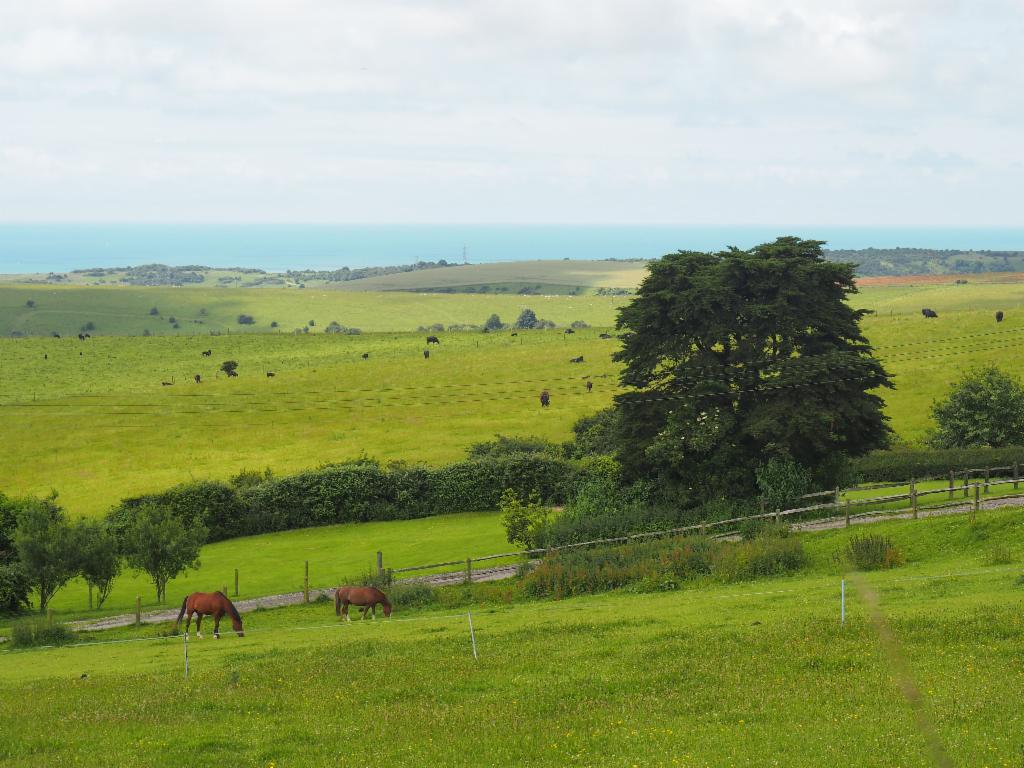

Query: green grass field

[2,509,1023,766]
[4,277,1024,516]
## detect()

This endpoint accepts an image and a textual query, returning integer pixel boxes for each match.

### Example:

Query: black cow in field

[202,349,212,357]
[564,328,574,334]
[426,335,441,345]
[161,378,174,386]
[226,369,238,377]
[539,390,550,408]
[52,333,60,338]
[266,371,275,378]
[78,333,87,341]
[996,311,1005,323]
[194,374,202,384]
[921,308,939,318]
[598,333,612,339]
[586,381,593,392]
[423,350,430,359]
[361,352,369,359]
[570,356,584,363]
[510,332,518,337]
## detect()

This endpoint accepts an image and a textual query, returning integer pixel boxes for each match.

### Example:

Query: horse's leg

[360,605,369,620]
[195,613,203,639]
[371,603,377,620]
[343,601,351,622]
[213,611,221,639]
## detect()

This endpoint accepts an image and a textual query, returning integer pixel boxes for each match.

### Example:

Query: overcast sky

[1,0,1021,225]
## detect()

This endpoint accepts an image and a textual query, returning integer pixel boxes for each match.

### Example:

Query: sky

[0,0,1021,225]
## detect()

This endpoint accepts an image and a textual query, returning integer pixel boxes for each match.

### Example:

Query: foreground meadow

[2,509,1023,767]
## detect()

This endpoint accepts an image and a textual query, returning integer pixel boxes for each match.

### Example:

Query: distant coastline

[5,224,1024,275]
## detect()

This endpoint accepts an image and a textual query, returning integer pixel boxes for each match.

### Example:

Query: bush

[843,534,904,571]
[467,436,563,459]
[237,314,256,325]
[850,446,1024,483]
[10,616,73,648]
[756,457,812,513]
[930,365,1024,448]
[0,562,30,614]
[569,320,589,329]
[522,534,806,599]
[500,490,551,549]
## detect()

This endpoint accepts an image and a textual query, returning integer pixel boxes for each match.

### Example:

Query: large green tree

[613,237,892,497]
[13,497,79,612]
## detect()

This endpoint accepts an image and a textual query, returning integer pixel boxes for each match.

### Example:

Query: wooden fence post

[910,477,918,519]
[774,508,780,524]
[845,499,851,528]
[948,469,955,501]
[973,483,980,521]
[377,551,383,578]
[234,568,239,597]
[135,596,141,627]
[304,561,310,603]
[386,568,393,586]
[465,558,473,585]
[963,472,969,498]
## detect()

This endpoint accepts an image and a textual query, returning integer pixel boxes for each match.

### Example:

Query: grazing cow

[78,333,85,341]
[570,356,584,363]
[598,333,612,339]
[161,379,174,386]
[226,370,238,377]
[44,354,47,360]
[84,334,91,339]
[510,332,518,337]
[426,335,440,345]
[266,371,275,378]
[564,328,574,334]
[996,311,1005,323]
[539,390,550,408]
[586,381,593,392]
[921,308,938,318]
[52,333,60,339]
[361,352,369,359]
[202,349,212,357]
[194,374,202,384]
[423,349,430,359]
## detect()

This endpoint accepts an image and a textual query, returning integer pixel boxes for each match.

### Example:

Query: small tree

[75,520,121,609]
[0,493,30,613]
[13,499,78,612]
[755,457,812,513]
[237,314,256,325]
[25,300,35,309]
[500,489,550,549]
[149,307,159,316]
[123,503,205,603]
[514,308,539,329]
[220,360,239,377]
[930,365,1024,448]
[484,314,504,331]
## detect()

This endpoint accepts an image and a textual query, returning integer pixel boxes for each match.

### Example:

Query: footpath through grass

[3,508,1024,766]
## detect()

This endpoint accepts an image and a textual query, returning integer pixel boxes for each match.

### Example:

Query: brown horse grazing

[335,586,392,621]
[175,591,244,638]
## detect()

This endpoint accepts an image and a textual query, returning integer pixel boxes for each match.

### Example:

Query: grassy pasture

[3,278,1024,516]
[0,283,623,337]
[3,509,1024,766]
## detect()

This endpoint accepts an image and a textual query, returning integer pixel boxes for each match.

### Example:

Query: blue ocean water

[3,224,1024,274]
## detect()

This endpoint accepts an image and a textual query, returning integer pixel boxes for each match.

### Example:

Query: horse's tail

[335,588,342,616]
[174,594,189,631]
[218,591,242,624]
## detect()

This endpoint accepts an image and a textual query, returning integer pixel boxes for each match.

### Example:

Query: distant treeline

[824,248,1024,277]
[285,260,459,283]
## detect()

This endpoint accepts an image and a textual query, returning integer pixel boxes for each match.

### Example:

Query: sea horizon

[4,223,1024,274]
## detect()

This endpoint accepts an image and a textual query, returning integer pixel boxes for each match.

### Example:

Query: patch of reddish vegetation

[856,272,1024,287]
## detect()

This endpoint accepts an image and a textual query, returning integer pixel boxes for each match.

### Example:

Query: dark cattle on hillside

[564,328,574,334]
[510,332,517,337]
[266,371,275,378]
[202,349,212,357]
[426,335,440,345]
[194,374,202,384]
[361,352,369,359]
[921,308,938,318]
[539,390,550,407]
[570,356,584,363]
[586,381,593,392]
[996,311,1005,322]
[598,333,612,339]
[423,349,430,359]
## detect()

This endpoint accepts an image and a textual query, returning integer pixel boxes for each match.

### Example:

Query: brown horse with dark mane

[335,586,392,621]
[175,591,244,638]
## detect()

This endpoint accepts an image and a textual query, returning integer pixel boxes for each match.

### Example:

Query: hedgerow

[850,446,1024,483]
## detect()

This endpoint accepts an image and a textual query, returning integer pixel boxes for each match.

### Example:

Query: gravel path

[71,494,1022,633]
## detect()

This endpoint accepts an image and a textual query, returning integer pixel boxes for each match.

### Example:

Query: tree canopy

[930,365,1024,448]
[612,236,892,497]
[123,502,205,603]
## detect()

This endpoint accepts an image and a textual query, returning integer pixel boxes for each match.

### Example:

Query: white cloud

[0,0,1020,223]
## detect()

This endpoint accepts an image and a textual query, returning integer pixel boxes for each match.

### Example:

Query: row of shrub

[106,454,618,543]
[850,446,1024,483]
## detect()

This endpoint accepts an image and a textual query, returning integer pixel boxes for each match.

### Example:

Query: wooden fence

[378,464,1024,584]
